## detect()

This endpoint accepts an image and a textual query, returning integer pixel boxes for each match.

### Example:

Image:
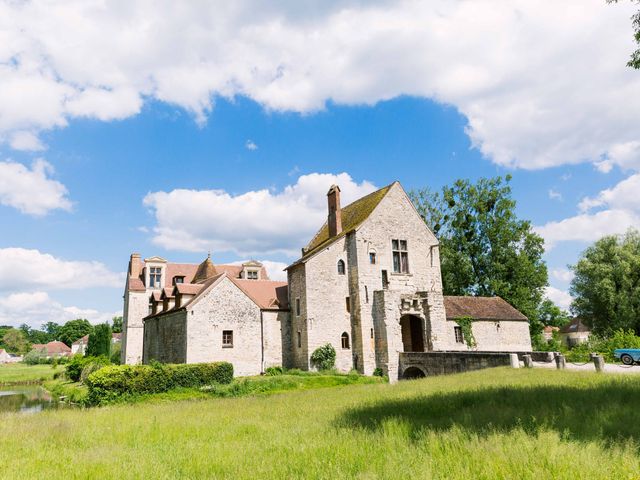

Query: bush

[23,349,44,365]
[110,343,122,365]
[85,362,233,406]
[310,344,336,371]
[66,355,89,382]
[79,356,110,383]
[373,367,384,377]
[265,366,283,376]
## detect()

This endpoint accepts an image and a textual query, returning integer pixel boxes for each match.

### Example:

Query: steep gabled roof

[192,255,218,283]
[288,182,394,268]
[231,279,289,310]
[559,318,590,334]
[444,296,528,321]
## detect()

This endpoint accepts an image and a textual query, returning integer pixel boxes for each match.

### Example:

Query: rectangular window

[346,297,351,313]
[370,328,374,339]
[382,270,388,289]
[454,326,464,344]
[365,285,369,303]
[173,276,184,285]
[297,331,302,348]
[149,267,162,288]
[392,239,409,273]
[296,298,301,316]
[222,330,233,348]
[247,270,258,280]
[369,252,376,264]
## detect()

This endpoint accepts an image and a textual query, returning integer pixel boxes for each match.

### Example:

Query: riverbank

[0,364,61,386]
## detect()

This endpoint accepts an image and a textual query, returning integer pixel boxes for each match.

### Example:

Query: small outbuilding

[558,318,591,347]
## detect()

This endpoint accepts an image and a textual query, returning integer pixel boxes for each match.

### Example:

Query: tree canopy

[111,316,123,334]
[2,328,30,354]
[58,319,94,347]
[86,323,112,357]
[608,0,640,68]
[410,175,548,323]
[571,229,640,335]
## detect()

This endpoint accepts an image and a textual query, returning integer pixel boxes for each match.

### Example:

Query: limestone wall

[262,310,291,369]
[187,277,263,377]
[122,290,148,364]
[287,264,308,369]
[143,311,187,364]
[398,351,511,379]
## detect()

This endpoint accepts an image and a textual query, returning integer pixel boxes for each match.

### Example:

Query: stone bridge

[398,351,514,380]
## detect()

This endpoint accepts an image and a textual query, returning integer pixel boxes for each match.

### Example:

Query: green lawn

[0,363,60,385]
[1,368,640,479]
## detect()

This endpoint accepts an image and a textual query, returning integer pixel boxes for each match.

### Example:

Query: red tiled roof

[33,341,72,355]
[72,334,90,346]
[174,283,205,296]
[231,279,289,310]
[444,296,528,321]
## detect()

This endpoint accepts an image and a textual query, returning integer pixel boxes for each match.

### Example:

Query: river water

[0,385,65,414]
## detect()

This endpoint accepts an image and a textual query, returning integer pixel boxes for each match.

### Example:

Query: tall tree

[411,175,548,323]
[86,323,112,357]
[43,322,61,340]
[2,329,30,354]
[608,0,640,69]
[571,229,640,335]
[58,319,94,347]
[111,316,123,334]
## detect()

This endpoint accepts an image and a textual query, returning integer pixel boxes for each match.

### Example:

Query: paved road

[531,361,640,374]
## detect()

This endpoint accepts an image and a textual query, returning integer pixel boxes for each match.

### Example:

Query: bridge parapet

[398,351,512,380]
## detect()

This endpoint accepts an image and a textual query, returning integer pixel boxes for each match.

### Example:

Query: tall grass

[0,364,59,385]
[1,368,639,479]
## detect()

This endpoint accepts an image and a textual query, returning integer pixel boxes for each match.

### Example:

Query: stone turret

[327,184,342,238]
[192,253,218,283]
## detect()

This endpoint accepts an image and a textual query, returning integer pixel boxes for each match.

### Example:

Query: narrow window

[297,331,302,348]
[296,298,301,316]
[341,332,350,349]
[365,286,369,303]
[149,267,162,288]
[346,297,351,313]
[222,330,234,348]
[381,270,388,289]
[369,252,377,264]
[337,259,346,275]
[392,240,409,273]
[370,328,374,339]
[454,326,464,344]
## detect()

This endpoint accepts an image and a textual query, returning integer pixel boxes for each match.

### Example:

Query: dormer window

[246,270,258,280]
[149,267,162,288]
[173,276,185,285]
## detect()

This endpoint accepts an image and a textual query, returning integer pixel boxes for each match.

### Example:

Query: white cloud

[9,131,45,151]
[548,189,562,201]
[544,286,573,311]
[0,0,637,172]
[0,248,124,291]
[0,159,72,216]
[0,291,120,328]
[245,140,258,151]
[551,268,574,283]
[144,172,377,257]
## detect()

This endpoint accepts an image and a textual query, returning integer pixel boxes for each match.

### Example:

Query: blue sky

[0,0,638,327]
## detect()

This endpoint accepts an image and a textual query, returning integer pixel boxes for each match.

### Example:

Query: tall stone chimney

[327,185,342,237]
[129,253,142,278]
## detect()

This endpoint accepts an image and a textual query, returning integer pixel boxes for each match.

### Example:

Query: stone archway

[400,314,425,352]
[402,366,426,379]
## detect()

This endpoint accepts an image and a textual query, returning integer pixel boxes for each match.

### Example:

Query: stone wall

[287,264,308,369]
[262,310,291,369]
[122,290,148,365]
[187,277,263,377]
[398,351,512,379]
[143,310,187,364]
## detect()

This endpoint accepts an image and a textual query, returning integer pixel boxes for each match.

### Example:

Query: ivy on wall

[455,316,477,348]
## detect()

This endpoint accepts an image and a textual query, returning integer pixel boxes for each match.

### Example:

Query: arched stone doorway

[402,366,426,379]
[400,314,425,352]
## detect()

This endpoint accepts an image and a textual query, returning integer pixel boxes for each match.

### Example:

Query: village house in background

[559,318,591,347]
[31,341,72,358]
[0,348,22,364]
[122,181,532,381]
[543,325,560,341]
[71,332,122,356]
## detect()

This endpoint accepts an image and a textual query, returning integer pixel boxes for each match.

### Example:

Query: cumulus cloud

[551,268,574,283]
[245,140,258,151]
[0,159,72,216]
[0,248,124,291]
[144,172,377,256]
[0,291,120,328]
[544,286,573,311]
[537,174,640,248]
[0,0,638,172]
[548,189,562,201]
[9,131,45,151]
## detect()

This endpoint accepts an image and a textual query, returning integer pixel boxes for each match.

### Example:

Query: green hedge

[85,362,233,405]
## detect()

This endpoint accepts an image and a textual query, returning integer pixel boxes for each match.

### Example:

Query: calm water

[0,385,64,414]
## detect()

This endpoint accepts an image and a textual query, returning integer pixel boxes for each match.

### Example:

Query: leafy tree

[43,322,62,340]
[537,299,571,328]
[608,0,640,68]
[2,328,30,354]
[86,323,112,357]
[111,316,123,334]
[410,176,548,323]
[18,324,51,344]
[570,229,640,335]
[58,319,94,347]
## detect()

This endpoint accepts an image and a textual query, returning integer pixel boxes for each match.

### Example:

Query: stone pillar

[591,353,605,373]
[523,354,533,368]
[555,353,566,370]
[509,353,520,369]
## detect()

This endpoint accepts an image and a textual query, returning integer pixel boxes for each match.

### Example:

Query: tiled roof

[294,183,394,264]
[231,279,289,310]
[444,296,528,321]
[192,256,218,283]
[559,318,590,334]
[72,334,90,346]
[33,341,72,355]
[174,283,205,296]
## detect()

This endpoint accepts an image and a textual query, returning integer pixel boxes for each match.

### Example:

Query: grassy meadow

[2,368,640,479]
[0,363,60,385]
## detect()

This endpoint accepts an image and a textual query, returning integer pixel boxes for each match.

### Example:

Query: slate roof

[291,182,394,265]
[559,318,590,334]
[443,296,528,321]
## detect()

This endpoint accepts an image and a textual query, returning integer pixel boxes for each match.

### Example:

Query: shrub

[80,356,110,383]
[23,349,43,365]
[265,366,283,376]
[110,343,122,365]
[373,367,384,377]
[85,362,233,406]
[310,344,336,371]
[66,354,89,382]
